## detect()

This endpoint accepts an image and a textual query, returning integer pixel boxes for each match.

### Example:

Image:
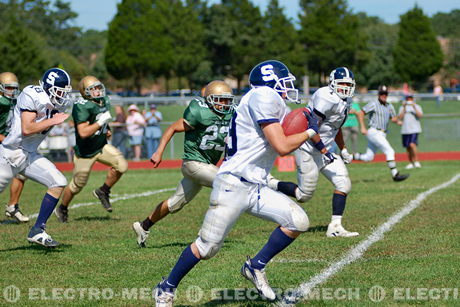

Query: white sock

[6,204,15,212]
[331,215,342,224]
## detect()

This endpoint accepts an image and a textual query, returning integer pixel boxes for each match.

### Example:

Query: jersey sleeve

[17,91,37,113]
[415,104,423,115]
[311,94,335,121]
[72,101,91,124]
[362,101,375,114]
[248,89,282,124]
[183,100,203,128]
[389,104,396,117]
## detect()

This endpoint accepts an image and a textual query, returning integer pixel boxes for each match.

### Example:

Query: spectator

[111,105,129,157]
[433,83,443,108]
[143,104,163,158]
[341,101,361,153]
[398,95,423,169]
[126,104,146,161]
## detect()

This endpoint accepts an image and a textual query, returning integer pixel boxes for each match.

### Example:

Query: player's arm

[150,118,192,167]
[0,133,5,142]
[76,121,104,139]
[262,122,314,156]
[21,111,69,136]
[356,110,367,135]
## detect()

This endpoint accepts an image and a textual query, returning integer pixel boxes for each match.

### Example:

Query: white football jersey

[301,86,351,152]
[2,85,72,152]
[218,86,288,184]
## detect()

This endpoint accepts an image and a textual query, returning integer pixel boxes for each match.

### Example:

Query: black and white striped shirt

[362,99,396,131]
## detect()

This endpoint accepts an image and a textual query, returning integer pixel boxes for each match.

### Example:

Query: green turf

[1,161,459,305]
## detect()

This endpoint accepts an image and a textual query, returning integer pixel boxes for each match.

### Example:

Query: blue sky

[69,0,459,31]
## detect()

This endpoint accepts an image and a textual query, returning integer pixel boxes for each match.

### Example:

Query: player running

[0,72,29,222]
[153,60,319,306]
[54,76,128,222]
[132,80,235,247]
[0,68,72,247]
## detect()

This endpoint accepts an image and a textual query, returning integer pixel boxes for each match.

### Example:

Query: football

[282,107,309,136]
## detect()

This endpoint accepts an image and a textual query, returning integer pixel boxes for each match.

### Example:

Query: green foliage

[393,6,443,86]
[357,13,401,89]
[298,0,369,85]
[0,17,47,85]
[105,0,174,93]
[431,9,460,38]
[262,0,304,78]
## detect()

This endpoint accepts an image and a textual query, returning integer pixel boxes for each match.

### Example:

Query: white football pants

[359,128,395,161]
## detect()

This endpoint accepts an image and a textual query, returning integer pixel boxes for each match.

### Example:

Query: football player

[0,68,72,247]
[0,72,29,222]
[132,80,235,247]
[153,60,319,306]
[54,76,128,222]
[270,67,359,238]
[354,85,409,181]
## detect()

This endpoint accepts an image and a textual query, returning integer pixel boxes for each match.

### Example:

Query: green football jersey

[0,96,14,137]
[183,98,233,165]
[72,96,111,158]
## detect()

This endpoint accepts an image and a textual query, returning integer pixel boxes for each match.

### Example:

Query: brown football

[281,107,309,136]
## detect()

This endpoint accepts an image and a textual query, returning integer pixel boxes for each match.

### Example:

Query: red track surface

[54,151,460,172]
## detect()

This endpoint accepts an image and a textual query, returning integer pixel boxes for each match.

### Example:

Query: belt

[372,127,386,132]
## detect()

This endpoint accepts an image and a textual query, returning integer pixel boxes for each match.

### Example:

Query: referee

[354,85,409,182]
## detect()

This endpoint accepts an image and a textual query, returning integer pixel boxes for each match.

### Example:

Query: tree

[356,13,401,89]
[157,0,206,90]
[105,0,174,93]
[298,0,369,85]
[393,6,443,87]
[0,17,47,85]
[262,0,304,77]
[205,0,265,92]
[431,10,460,38]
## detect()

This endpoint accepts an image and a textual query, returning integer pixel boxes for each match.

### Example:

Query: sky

[69,0,459,31]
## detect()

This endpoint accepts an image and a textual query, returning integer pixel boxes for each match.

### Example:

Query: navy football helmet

[249,60,299,103]
[39,68,72,106]
[329,67,355,99]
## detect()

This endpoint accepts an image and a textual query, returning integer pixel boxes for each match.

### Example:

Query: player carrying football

[54,76,128,223]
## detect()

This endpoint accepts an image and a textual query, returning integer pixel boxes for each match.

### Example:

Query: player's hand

[341,148,353,164]
[323,151,335,165]
[360,127,368,135]
[303,110,319,134]
[150,151,162,168]
[50,113,70,125]
[106,129,112,139]
[97,111,112,126]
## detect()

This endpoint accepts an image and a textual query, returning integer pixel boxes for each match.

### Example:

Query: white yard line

[278,173,460,306]
[27,188,175,220]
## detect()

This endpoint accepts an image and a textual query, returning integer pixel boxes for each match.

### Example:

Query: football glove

[323,151,335,165]
[97,111,112,126]
[340,148,353,164]
[303,110,319,136]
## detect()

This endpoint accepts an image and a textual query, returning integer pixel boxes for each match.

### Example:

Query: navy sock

[250,227,295,270]
[277,181,298,198]
[332,193,347,216]
[34,193,59,229]
[162,245,200,291]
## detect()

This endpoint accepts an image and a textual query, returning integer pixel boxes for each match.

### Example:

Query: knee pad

[48,169,67,188]
[195,237,223,260]
[167,195,188,213]
[334,175,352,195]
[290,205,309,232]
[114,155,128,174]
[296,186,314,203]
[69,171,89,194]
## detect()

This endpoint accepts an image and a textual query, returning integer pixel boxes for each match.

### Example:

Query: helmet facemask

[0,83,19,99]
[40,79,72,106]
[206,94,235,115]
[86,82,106,102]
[273,73,299,103]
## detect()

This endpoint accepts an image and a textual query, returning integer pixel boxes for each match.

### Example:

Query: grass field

[150,99,460,160]
[1,160,459,306]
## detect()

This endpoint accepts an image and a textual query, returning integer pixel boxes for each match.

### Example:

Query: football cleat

[154,278,175,307]
[5,204,29,222]
[405,163,415,169]
[93,188,112,212]
[54,205,68,223]
[27,226,60,247]
[414,161,421,168]
[132,221,150,248]
[240,257,276,301]
[393,172,410,182]
[326,222,359,238]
